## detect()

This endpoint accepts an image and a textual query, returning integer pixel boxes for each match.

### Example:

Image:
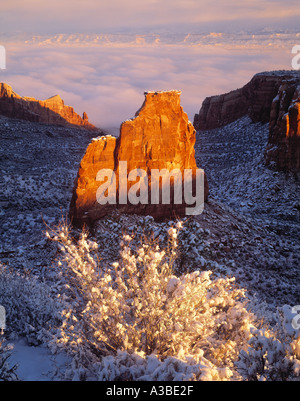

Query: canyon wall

[265,81,300,171]
[194,71,300,171]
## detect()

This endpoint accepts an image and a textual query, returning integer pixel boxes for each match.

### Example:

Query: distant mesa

[0,83,97,130]
[194,70,300,171]
[70,90,209,226]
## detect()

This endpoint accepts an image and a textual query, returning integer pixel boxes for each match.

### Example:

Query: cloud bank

[0,40,294,131]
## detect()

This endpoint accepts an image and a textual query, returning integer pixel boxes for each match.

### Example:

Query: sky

[0,1,299,130]
[1,0,300,34]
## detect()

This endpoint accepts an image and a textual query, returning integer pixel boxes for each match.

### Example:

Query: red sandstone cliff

[193,71,300,171]
[0,83,97,130]
[70,91,209,225]
[194,72,300,131]
[265,82,300,171]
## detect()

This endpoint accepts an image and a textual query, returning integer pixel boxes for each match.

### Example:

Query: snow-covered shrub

[237,329,300,381]
[93,350,232,381]
[0,340,18,381]
[236,306,300,381]
[0,264,62,343]
[49,221,257,380]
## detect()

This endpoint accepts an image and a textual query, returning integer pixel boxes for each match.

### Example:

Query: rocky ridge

[0,83,97,130]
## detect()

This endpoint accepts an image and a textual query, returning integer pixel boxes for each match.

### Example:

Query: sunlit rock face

[265,83,300,171]
[118,91,197,173]
[0,83,97,130]
[70,135,117,223]
[194,70,300,171]
[70,90,209,226]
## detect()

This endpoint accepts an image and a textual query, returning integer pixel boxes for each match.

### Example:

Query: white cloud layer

[0,40,294,131]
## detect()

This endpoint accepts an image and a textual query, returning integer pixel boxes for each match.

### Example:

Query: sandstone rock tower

[70,90,208,225]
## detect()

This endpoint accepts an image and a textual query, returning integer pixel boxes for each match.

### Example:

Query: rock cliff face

[0,83,96,130]
[194,72,300,131]
[194,71,300,171]
[70,90,208,225]
[265,81,300,170]
[194,84,252,131]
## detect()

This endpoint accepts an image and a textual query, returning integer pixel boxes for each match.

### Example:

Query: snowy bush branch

[0,340,18,381]
[47,221,261,380]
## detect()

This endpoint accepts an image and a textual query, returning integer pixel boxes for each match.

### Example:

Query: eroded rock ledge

[0,83,97,130]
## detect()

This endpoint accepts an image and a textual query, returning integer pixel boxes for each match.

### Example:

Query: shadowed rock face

[194,72,300,131]
[265,82,300,171]
[0,83,97,130]
[70,90,209,226]
[194,70,300,171]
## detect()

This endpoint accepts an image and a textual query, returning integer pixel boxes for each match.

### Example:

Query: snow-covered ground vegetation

[39,221,298,381]
[0,114,299,381]
[0,339,18,381]
[0,264,62,343]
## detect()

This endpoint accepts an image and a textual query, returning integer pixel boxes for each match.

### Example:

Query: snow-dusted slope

[0,113,299,380]
[0,114,298,307]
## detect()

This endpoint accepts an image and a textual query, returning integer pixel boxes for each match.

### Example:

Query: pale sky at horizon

[0,0,299,129]
[1,0,300,35]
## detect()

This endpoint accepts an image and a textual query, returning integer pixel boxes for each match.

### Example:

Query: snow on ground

[10,338,68,381]
[0,114,299,380]
[195,116,300,306]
